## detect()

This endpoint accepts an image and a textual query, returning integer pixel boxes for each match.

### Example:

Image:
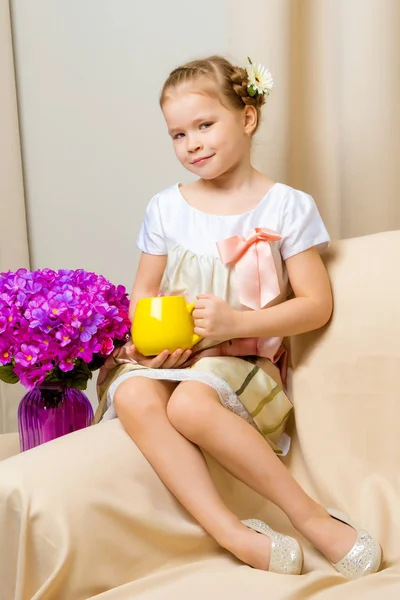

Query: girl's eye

[173,133,185,140]
[200,122,213,130]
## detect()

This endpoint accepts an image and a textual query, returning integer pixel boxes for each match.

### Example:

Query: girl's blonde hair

[160,55,267,134]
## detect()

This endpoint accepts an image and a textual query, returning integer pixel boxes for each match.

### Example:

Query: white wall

[11,0,232,286]
[10,0,290,410]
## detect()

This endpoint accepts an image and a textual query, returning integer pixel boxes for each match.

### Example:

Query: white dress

[102,182,330,455]
[138,182,329,297]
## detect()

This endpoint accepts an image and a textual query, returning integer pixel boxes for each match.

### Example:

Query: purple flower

[14,344,40,368]
[14,363,49,388]
[79,322,98,343]
[0,344,12,365]
[53,289,76,308]
[59,354,75,372]
[25,279,43,294]
[28,308,54,330]
[0,292,13,306]
[41,295,68,319]
[4,275,27,292]
[1,306,17,327]
[15,291,27,307]
[75,346,92,363]
[55,329,73,347]
[0,316,7,334]
[0,268,130,389]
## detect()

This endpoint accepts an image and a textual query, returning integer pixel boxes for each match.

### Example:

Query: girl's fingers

[136,348,192,369]
[173,349,192,367]
[160,349,185,369]
[146,350,170,368]
[194,327,206,336]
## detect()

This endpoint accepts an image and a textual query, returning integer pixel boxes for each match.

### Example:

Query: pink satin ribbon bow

[217,227,282,310]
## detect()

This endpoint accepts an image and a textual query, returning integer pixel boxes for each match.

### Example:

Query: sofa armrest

[0,418,267,599]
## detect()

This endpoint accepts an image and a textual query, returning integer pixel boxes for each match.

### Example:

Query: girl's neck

[199,160,260,195]
[180,159,275,216]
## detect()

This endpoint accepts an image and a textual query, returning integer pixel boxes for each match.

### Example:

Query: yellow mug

[132,295,202,356]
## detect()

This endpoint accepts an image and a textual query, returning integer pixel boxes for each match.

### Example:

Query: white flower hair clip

[246,57,274,97]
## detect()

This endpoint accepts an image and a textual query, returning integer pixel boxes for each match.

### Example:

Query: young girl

[96,56,382,578]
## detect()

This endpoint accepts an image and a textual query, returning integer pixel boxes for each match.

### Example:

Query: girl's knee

[167,382,218,434]
[113,378,170,422]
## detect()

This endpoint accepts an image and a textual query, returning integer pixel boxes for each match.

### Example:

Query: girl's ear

[243,105,258,135]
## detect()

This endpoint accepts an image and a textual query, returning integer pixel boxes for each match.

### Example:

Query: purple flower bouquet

[0,268,131,449]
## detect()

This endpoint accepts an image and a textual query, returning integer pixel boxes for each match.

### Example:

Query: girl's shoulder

[272,184,330,260]
[260,182,327,225]
[147,183,182,208]
[265,182,315,207]
[143,183,188,224]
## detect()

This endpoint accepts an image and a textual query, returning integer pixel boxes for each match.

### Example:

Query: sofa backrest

[287,230,400,473]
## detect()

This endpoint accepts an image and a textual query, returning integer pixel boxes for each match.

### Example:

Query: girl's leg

[114,377,271,570]
[167,381,356,565]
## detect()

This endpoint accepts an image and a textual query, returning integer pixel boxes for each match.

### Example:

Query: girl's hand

[193,294,239,340]
[125,343,192,369]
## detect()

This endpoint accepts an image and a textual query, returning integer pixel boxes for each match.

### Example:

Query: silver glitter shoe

[327,508,383,579]
[242,518,303,575]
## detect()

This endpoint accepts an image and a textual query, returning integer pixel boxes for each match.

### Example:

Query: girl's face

[162,83,254,179]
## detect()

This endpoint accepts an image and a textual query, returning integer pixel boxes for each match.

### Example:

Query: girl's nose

[186,135,202,153]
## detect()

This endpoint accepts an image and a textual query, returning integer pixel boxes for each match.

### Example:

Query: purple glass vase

[18,383,94,452]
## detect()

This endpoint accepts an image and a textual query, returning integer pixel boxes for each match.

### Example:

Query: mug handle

[187,302,202,346]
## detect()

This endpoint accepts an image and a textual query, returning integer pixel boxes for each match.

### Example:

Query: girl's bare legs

[167,382,357,565]
[114,377,271,570]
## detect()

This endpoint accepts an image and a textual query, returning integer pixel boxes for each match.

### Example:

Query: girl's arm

[128,253,167,322]
[234,247,333,338]
[193,247,332,340]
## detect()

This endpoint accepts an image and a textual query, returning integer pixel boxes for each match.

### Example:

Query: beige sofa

[1,231,399,599]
